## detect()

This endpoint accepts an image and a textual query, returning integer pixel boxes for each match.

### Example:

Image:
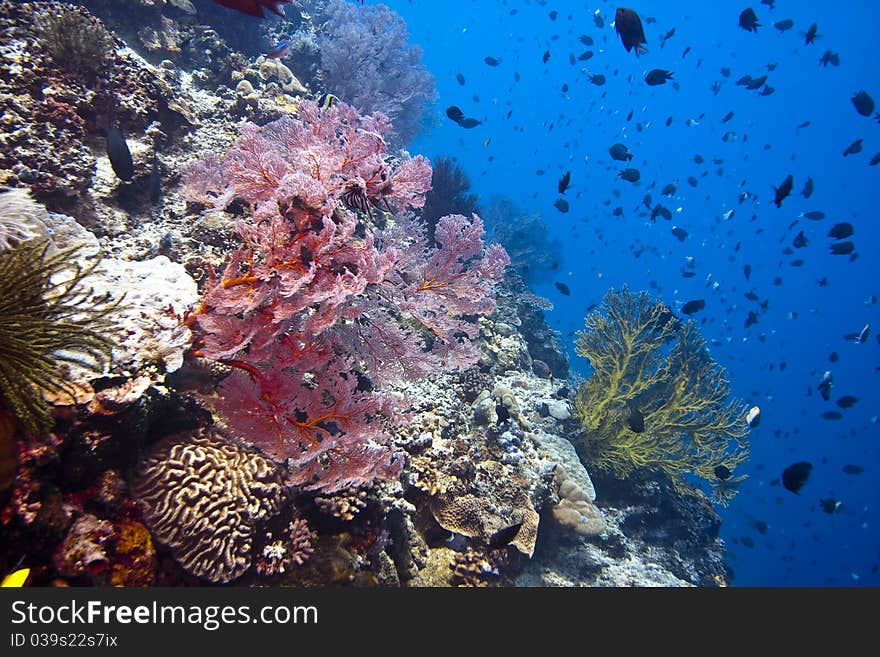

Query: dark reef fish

[554,281,570,296]
[714,465,732,481]
[773,174,793,208]
[827,222,854,239]
[843,139,863,157]
[681,299,705,315]
[782,461,812,494]
[316,93,339,108]
[614,8,648,57]
[588,73,606,86]
[557,170,571,194]
[458,117,482,128]
[625,405,646,433]
[618,168,641,183]
[486,522,524,550]
[820,497,841,514]
[445,105,465,124]
[802,176,814,198]
[774,19,795,32]
[844,323,869,343]
[739,8,760,32]
[553,198,569,213]
[804,22,820,44]
[829,241,855,256]
[609,143,633,162]
[819,50,840,67]
[817,371,833,401]
[671,226,688,241]
[212,0,290,18]
[484,56,502,67]
[842,464,864,475]
[101,125,134,182]
[852,91,875,117]
[645,69,674,86]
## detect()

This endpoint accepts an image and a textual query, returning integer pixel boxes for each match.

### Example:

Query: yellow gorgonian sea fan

[0,239,117,435]
[572,286,750,505]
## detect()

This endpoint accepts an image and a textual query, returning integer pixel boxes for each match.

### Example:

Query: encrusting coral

[0,239,117,435]
[572,286,750,505]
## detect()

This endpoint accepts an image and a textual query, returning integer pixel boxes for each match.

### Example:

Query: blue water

[379,0,880,586]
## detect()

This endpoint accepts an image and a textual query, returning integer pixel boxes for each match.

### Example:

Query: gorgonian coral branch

[182,101,507,492]
[573,287,750,505]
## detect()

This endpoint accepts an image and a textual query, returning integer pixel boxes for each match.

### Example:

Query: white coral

[0,188,51,251]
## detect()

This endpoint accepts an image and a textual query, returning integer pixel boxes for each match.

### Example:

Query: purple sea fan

[318,0,437,145]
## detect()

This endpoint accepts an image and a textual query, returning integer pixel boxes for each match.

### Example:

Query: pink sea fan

[380,154,433,211]
[213,354,402,493]
[179,152,235,209]
[224,126,291,203]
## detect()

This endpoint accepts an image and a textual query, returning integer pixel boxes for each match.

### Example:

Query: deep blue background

[373,0,880,586]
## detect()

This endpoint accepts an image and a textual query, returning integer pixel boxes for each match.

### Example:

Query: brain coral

[132,429,285,583]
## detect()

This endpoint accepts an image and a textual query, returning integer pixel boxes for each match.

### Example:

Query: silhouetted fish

[739,8,760,32]
[486,521,523,549]
[773,174,793,208]
[645,69,674,86]
[681,299,705,315]
[101,125,134,182]
[625,405,646,433]
[828,222,854,239]
[615,8,648,57]
[774,19,794,32]
[782,461,812,494]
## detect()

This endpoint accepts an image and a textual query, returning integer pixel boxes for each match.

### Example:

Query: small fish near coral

[266,41,290,59]
[212,0,291,18]
[101,125,134,182]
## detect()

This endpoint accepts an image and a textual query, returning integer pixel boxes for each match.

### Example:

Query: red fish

[615,8,648,57]
[212,0,291,18]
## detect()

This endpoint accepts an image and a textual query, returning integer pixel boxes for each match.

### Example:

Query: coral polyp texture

[38,3,114,77]
[0,239,116,435]
[132,429,286,584]
[572,287,750,505]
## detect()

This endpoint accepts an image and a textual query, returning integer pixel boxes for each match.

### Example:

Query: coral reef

[53,513,116,579]
[108,517,157,587]
[484,197,563,286]
[0,1,197,207]
[0,1,739,589]
[132,428,286,583]
[572,287,750,504]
